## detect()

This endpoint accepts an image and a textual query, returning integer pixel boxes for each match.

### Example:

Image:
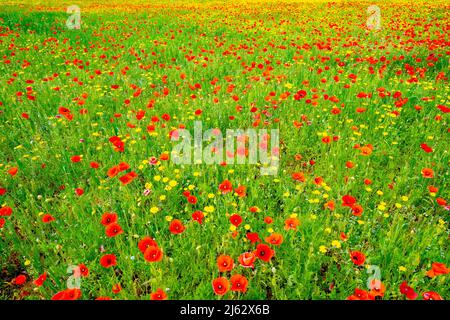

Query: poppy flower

[0,206,12,217]
[138,236,158,254]
[423,291,443,300]
[229,214,243,227]
[254,244,274,262]
[0,218,5,228]
[101,212,118,226]
[71,155,82,163]
[284,217,300,230]
[421,168,434,178]
[217,255,234,272]
[246,232,261,244]
[33,272,47,287]
[192,211,204,224]
[219,180,233,194]
[238,252,256,268]
[426,262,449,278]
[52,288,81,300]
[342,195,356,207]
[346,288,375,300]
[7,167,18,176]
[230,274,248,293]
[119,171,138,185]
[0,188,6,196]
[150,288,168,300]
[100,254,117,268]
[351,204,364,216]
[212,277,229,296]
[368,279,385,297]
[105,223,123,238]
[264,216,273,224]
[90,161,100,169]
[169,219,185,235]
[265,233,283,246]
[400,281,418,300]
[42,214,55,223]
[12,274,27,285]
[78,264,89,277]
[107,166,120,178]
[75,188,84,196]
[350,251,365,266]
[112,283,122,294]
[420,143,433,153]
[187,195,197,204]
[291,172,305,182]
[109,136,125,152]
[234,185,247,197]
[143,246,163,262]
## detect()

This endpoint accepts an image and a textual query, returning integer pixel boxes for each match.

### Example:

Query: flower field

[0,0,449,300]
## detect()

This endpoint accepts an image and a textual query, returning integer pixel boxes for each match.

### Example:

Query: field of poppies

[0,0,449,300]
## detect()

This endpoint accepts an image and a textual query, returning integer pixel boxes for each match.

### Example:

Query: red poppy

[119,171,137,185]
[230,274,249,293]
[284,217,300,230]
[0,206,12,217]
[101,212,118,226]
[169,219,185,234]
[291,172,305,182]
[71,155,81,163]
[234,185,247,197]
[212,277,229,296]
[265,233,283,246]
[351,204,364,217]
[264,216,273,224]
[350,251,365,266]
[346,288,375,300]
[138,236,158,254]
[90,161,100,169]
[144,246,163,262]
[100,254,117,268]
[421,168,434,178]
[150,288,168,300]
[0,218,5,228]
[52,289,82,300]
[33,272,47,287]
[423,291,443,300]
[78,264,89,277]
[238,252,256,268]
[217,255,234,272]
[109,136,125,152]
[7,167,18,176]
[187,195,197,204]
[105,223,123,238]
[342,195,356,207]
[254,244,274,262]
[426,262,449,278]
[420,143,433,153]
[192,211,204,224]
[107,166,120,178]
[42,214,55,223]
[246,232,261,244]
[75,188,84,196]
[229,214,243,227]
[400,281,418,300]
[219,180,233,194]
[0,188,6,196]
[112,283,122,294]
[12,274,27,285]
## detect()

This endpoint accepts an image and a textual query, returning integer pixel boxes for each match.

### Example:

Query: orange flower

[254,244,274,262]
[265,233,283,246]
[324,200,335,211]
[284,217,300,230]
[217,255,234,272]
[426,262,449,278]
[360,144,373,156]
[368,279,385,297]
[230,274,249,293]
[107,166,120,178]
[144,246,163,262]
[7,167,18,176]
[291,172,305,182]
[119,171,138,185]
[238,252,256,269]
[212,277,229,296]
[150,288,168,300]
[351,204,364,217]
[421,168,434,178]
